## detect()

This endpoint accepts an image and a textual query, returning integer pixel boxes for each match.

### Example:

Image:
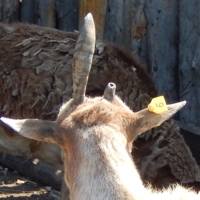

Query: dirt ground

[0,164,60,200]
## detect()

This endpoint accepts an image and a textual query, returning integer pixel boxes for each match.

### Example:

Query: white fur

[63,125,147,200]
[61,120,200,200]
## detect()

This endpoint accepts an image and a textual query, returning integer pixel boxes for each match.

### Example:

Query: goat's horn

[72,13,96,105]
[103,82,116,101]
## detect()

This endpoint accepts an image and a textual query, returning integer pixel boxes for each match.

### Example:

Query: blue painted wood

[20,0,37,23]
[37,0,56,28]
[56,0,79,32]
[142,0,179,104]
[179,0,200,125]
[104,0,124,44]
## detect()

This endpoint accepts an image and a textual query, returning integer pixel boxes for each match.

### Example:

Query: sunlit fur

[57,96,144,199]
[54,96,199,200]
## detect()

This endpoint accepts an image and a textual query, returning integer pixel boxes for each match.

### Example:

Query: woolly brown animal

[0,10,200,197]
[1,14,200,200]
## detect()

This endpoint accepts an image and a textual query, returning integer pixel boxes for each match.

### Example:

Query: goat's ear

[128,101,186,141]
[0,117,62,144]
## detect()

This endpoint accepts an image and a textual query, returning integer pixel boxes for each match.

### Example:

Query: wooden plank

[104,0,124,44]
[79,0,107,39]
[104,0,179,105]
[104,0,138,47]
[128,0,152,65]
[0,0,19,23]
[122,0,133,48]
[20,0,37,23]
[0,153,62,190]
[179,0,200,125]
[129,0,147,52]
[37,0,56,28]
[56,0,79,32]
[140,1,179,104]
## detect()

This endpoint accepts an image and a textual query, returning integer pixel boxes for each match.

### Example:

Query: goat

[0,14,199,189]
[1,13,199,200]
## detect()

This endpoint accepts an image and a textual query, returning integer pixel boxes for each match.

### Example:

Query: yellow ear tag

[148,96,168,126]
[148,96,168,114]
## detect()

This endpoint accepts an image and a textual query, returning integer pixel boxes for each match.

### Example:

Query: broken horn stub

[72,13,96,105]
[103,82,116,101]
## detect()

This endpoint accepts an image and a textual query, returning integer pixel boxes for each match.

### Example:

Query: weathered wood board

[179,0,200,125]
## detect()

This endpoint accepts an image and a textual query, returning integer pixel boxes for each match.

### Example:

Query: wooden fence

[0,0,200,127]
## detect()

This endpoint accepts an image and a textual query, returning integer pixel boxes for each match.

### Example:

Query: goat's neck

[63,126,147,200]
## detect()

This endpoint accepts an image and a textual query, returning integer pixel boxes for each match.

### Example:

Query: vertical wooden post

[37,0,56,28]
[104,0,146,49]
[122,0,132,48]
[0,0,19,23]
[56,0,79,31]
[20,0,37,23]
[79,0,107,39]
[179,0,200,125]
[129,0,147,53]
[142,0,179,104]
[104,0,123,44]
